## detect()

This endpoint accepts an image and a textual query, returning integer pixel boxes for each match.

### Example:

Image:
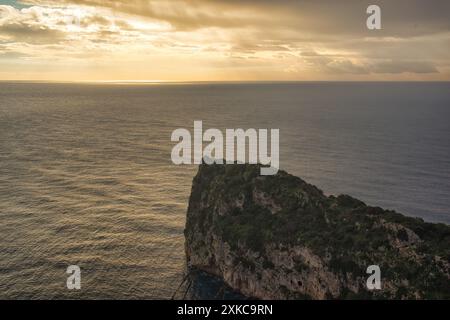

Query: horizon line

[1,79,449,85]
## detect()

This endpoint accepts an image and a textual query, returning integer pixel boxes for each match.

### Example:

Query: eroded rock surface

[185,164,450,299]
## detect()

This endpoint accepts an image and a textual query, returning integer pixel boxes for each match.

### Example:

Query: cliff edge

[184,164,450,299]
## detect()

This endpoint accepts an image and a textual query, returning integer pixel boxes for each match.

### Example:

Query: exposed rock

[184,164,450,299]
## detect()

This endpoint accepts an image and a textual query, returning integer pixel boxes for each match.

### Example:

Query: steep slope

[185,164,450,299]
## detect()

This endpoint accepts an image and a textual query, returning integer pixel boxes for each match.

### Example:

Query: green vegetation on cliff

[185,164,450,299]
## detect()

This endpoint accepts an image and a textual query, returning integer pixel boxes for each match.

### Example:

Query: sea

[0,82,449,298]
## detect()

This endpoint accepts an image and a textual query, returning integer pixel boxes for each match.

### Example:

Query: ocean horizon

[1,81,449,298]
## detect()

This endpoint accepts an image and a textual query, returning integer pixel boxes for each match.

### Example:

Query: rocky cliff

[184,164,450,299]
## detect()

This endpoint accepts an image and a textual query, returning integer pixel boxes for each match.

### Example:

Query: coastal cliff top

[185,164,450,299]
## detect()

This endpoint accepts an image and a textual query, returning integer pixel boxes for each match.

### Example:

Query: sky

[0,0,449,81]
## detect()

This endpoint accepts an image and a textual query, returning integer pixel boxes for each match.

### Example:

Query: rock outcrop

[184,164,450,299]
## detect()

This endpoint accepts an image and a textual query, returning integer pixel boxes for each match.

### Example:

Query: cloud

[300,51,369,75]
[298,50,438,75]
[0,4,157,46]
[0,43,29,59]
[0,21,66,44]
[1,0,448,80]
[0,5,71,44]
[21,0,270,30]
[370,60,438,74]
[19,0,450,36]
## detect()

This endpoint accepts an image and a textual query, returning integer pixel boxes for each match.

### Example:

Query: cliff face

[184,164,450,299]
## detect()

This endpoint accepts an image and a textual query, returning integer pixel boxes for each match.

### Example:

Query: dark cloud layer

[0,21,65,43]
[2,0,449,79]
[21,0,450,36]
[302,50,439,75]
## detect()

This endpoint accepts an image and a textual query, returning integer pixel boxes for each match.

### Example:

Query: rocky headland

[184,164,450,299]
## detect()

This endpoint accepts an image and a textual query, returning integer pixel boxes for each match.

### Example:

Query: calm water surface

[0,82,449,298]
